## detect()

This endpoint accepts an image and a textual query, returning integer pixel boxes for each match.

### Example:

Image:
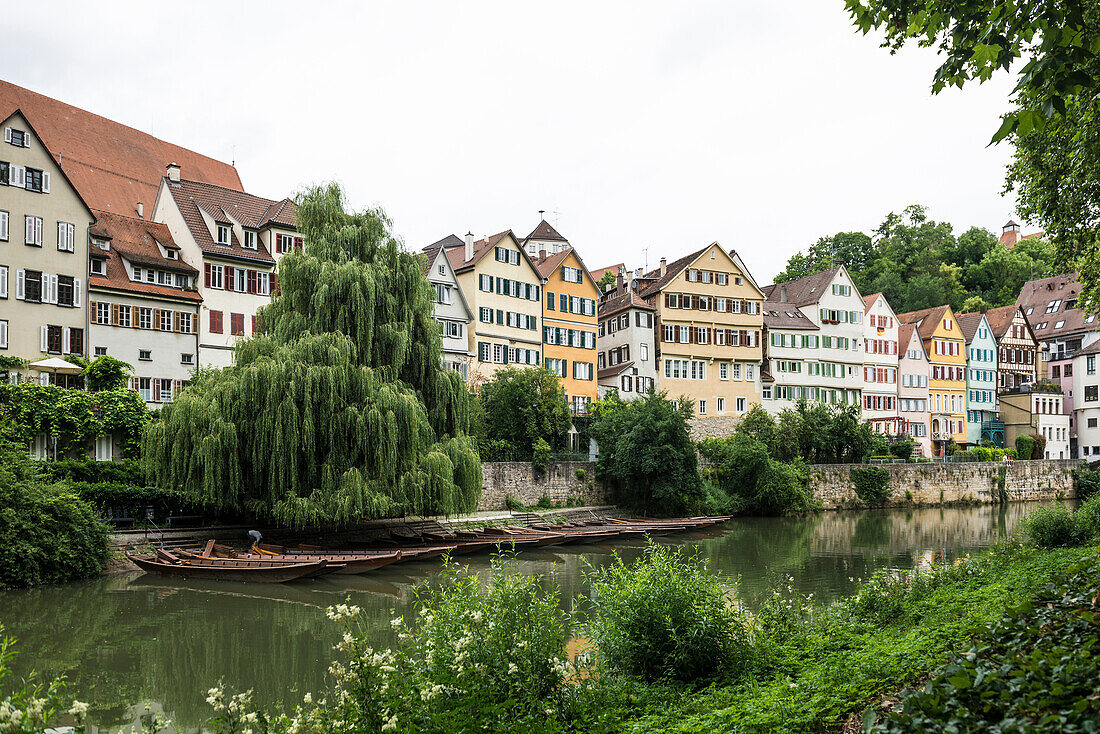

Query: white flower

[244,712,258,724]
[508,663,518,674]
[381,713,399,731]
[303,692,312,704]
[68,700,89,720]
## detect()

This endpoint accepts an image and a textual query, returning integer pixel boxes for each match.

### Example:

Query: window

[231,312,245,335]
[160,310,172,331]
[640,344,649,361]
[234,267,246,292]
[95,435,113,462]
[45,324,62,354]
[90,258,105,275]
[1090,418,1098,429]
[24,167,46,193]
[1089,356,1096,376]
[243,230,257,249]
[139,349,152,361]
[256,271,271,296]
[736,397,746,413]
[1055,320,1065,329]
[1086,386,1098,402]
[719,362,729,380]
[573,362,593,380]
[435,283,451,304]
[209,310,224,334]
[0,210,7,241]
[55,221,75,252]
[1045,300,1061,314]
[140,308,153,330]
[160,379,174,403]
[6,128,27,147]
[0,319,6,349]
[24,215,42,246]
[181,353,194,365]
[698,400,706,414]
[118,305,132,328]
[206,263,224,289]
[56,275,74,307]
[216,224,230,245]
[717,397,726,413]
[94,346,107,357]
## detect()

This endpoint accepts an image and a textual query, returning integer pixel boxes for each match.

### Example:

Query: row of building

[0,79,1094,459]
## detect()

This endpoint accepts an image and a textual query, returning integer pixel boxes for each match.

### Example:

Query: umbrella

[28,357,83,374]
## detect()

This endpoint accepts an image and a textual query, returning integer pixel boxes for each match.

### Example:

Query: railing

[569,403,590,416]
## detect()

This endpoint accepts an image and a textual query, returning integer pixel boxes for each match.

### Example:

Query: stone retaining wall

[478,461,607,511]
[808,459,1078,509]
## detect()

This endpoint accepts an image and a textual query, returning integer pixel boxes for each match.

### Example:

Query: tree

[961,295,991,313]
[598,270,617,291]
[78,356,133,392]
[589,389,703,516]
[478,366,571,457]
[774,232,873,283]
[142,184,481,528]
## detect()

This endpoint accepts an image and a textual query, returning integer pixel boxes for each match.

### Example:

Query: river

[0,502,1049,733]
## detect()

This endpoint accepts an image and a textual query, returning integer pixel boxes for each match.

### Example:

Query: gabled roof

[637,246,710,298]
[591,263,624,284]
[1075,340,1100,358]
[762,265,843,307]
[0,79,243,215]
[763,304,818,330]
[862,292,882,311]
[599,287,654,320]
[897,304,954,343]
[597,361,635,380]
[3,109,95,223]
[1016,272,1093,340]
[534,249,572,279]
[88,210,202,303]
[982,304,1035,343]
[899,323,927,360]
[443,230,512,273]
[162,178,289,264]
[525,219,567,242]
[421,246,473,320]
[955,312,989,344]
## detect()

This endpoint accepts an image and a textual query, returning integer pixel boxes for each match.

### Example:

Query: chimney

[604,283,614,293]
[660,258,667,277]
[780,285,787,302]
[616,272,624,291]
[166,162,181,183]
[136,202,144,219]
[465,232,474,262]
[539,248,547,263]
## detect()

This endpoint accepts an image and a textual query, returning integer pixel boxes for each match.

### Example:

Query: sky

[2,1,1023,284]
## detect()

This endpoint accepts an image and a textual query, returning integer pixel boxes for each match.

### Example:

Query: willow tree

[143,185,481,527]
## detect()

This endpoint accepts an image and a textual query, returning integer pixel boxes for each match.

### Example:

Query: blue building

[958,312,1000,446]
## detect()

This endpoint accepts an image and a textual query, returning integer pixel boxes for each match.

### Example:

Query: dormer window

[90,259,106,276]
[243,230,257,250]
[132,266,143,281]
[216,224,230,245]
[92,237,110,251]
[166,250,178,260]
[5,128,28,147]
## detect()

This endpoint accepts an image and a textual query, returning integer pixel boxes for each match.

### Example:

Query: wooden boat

[246,546,404,575]
[125,549,329,583]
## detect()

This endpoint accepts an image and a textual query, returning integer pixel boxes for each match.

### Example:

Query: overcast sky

[3,2,1023,284]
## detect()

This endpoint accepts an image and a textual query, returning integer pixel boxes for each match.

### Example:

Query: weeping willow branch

[142,184,481,527]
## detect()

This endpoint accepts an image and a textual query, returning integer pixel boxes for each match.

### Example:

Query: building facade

[957,312,1000,446]
[1,110,94,379]
[596,270,657,400]
[536,246,599,414]
[638,243,764,430]
[422,238,473,377]
[761,266,865,414]
[898,323,931,456]
[983,304,1038,392]
[440,231,544,388]
[152,166,299,368]
[1001,386,1071,459]
[1072,341,1100,459]
[861,292,901,435]
[86,211,201,407]
[899,305,967,454]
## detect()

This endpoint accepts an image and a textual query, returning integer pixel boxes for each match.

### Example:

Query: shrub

[1075,467,1100,501]
[535,494,552,509]
[479,366,572,458]
[1074,494,1100,541]
[585,545,755,683]
[888,438,914,460]
[1022,504,1087,548]
[575,468,588,481]
[851,466,891,505]
[1015,434,1035,461]
[1029,432,1047,459]
[38,458,145,485]
[69,481,199,522]
[505,494,524,512]
[532,437,552,476]
[698,433,814,515]
[0,626,89,729]
[478,438,522,462]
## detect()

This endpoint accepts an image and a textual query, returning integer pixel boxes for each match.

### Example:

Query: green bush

[1015,434,1035,461]
[1074,467,1100,500]
[0,430,109,589]
[504,494,524,512]
[888,438,914,460]
[478,438,522,462]
[39,458,144,485]
[532,437,552,476]
[69,481,198,521]
[1029,432,1047,459]
[535,494,552,509]
[1022,504,1088,548]
[575,467,588,481]
[851,466,891,505]
[698,433,814,516]
[585,545,755,683]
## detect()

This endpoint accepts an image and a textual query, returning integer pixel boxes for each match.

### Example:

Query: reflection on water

[0,502,1050,732]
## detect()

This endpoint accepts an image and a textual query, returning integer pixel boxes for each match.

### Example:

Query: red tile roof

[88,210,202,303]
[762,266,843,307]
[637,246,709,298]
[525,219,567,242]
[955,312,986,344]
[0,78,243,216]
[164,178,290,264]
[591,263,624,284]
[443,230,514,273]
[897,304,954,343]
[862,292,882,311]
[598,287,654,319]
[1016,272,1093,340]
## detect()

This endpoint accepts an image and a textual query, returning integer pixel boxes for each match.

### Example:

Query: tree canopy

[775,205,1055,313]
[142,184,481,527]
[477,366,571,458]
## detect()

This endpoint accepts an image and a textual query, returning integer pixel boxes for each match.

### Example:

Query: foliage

[1029,432,1047,459]
[698,433,814,515]
[767,400,886,465]
[598,269,616,291]
[585,545,755,684]
[69,482,201,522]
[589,389,704,516]
[888,437,914,460]
[872,554,1100,733]
[477,438,522,463]
[504,494,524,512]
[0,422,109,589]
[1031,378,1063,394]
[850,466,891,505]
[955,446,1014,462]
[1074,467,1100,500]
[1022,494,1100,548]
[142,185,481,527]
[532,437,552,476]
[575,468,587,481]
[535,494,553,510]
[0,625,89,732]
[0,382,149,459]
[38,458,144,485]
[478,367,571,458]
[78,356,133,393]
[1016,434,1036,462]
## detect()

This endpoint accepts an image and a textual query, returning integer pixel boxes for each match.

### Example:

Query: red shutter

[204,263,211,287]
[665,293,672,308]
[247,270,257,294]
[153,379,161,402]
[225,266,235,292]
[251,315,259,334]
[275,234,282,254]
[271,272,279,295]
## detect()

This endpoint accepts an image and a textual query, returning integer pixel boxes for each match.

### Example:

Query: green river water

[0,502,1051,732]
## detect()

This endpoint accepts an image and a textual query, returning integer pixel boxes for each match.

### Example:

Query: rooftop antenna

[553,209,562,227]
[642,246,649,272]
[538,209,545,221]
[231,143,236,168]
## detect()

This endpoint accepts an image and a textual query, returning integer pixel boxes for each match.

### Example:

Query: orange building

[535,242,599,415]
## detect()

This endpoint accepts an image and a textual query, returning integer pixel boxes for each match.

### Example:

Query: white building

[422,236,474,377]
[861,292,901,435]
[522,217,570,257]
[899,323,931,456]
[761,266,865,413]
[596,269,657,399]
[152,164,299,368]
[87,210,201,407]
[1072,341,1100,459]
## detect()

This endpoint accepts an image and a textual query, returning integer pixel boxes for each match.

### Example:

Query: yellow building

[636,243,765,434]
[443,230,544,387]
[535,246,599,414]
[898,305,967,453]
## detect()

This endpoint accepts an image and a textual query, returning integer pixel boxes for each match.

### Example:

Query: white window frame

[216,224,231,245]
[24,215,42,246]
[209,264,225,289]
[57,221,75,252]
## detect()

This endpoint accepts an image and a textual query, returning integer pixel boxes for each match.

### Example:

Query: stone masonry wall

[808,459,1078,510]
[478,461,608,511]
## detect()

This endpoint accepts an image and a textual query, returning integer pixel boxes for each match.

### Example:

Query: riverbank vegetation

[476,366,571,462]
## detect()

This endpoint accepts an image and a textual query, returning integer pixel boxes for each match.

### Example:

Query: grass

[604,542,1095,733]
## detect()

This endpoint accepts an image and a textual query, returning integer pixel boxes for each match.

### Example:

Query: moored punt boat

[246,548,404,575]
[125,550,330,583]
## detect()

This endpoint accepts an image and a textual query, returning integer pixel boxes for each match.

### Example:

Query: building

[999,220,1044,249]
[898,323,931,456]
[596,269,656,400]
[86,211,201,406]
[982,304,1038,392]
[534,241,600,414]
[421,236,473,377]
[898,305,967,454]
[957,312,1000,446]
[1001,385,1070,459]
[761,266,866,414]
[522,217,571,257]
[1071,341,1100,459]
[438,231,545,387]
[635,243,764,433]
[152,166,299,368]
[861,292,901,435]
[1,109,95,380]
